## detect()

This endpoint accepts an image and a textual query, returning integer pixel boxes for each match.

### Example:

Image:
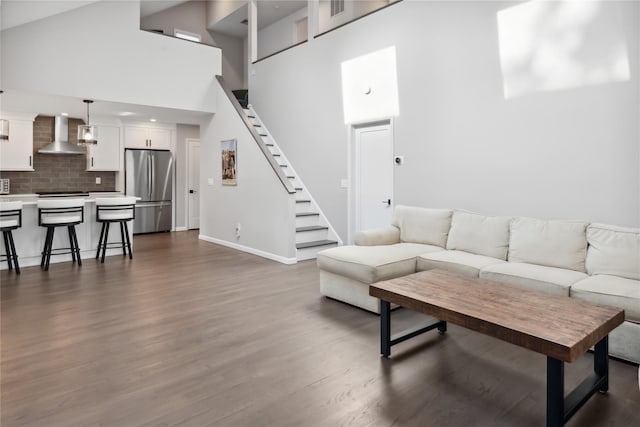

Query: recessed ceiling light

[118,112,135,117]
[61,112,69,116]
[150,118,157,122]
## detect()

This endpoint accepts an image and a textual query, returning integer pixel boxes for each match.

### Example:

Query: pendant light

[0,91,8,141]
[77,99,98,145]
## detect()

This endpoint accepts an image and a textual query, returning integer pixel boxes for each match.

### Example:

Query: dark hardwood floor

[1,231,638,426]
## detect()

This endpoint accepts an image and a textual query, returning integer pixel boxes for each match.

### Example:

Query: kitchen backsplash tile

[0,116,116,193]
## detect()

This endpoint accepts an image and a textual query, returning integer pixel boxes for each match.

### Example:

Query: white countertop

[0,192,129,205]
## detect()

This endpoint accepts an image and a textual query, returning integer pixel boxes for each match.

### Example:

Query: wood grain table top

[370,269,625,362]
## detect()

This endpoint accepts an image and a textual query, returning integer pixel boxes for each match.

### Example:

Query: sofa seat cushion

[480,262,588,296]
[446,211,511,260]
[317,243,444,284]
[508,217,588,272]
[417,250,506,277]
[571,275,640,323]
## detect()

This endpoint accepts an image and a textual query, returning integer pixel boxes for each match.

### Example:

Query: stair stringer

[245,105,343,260]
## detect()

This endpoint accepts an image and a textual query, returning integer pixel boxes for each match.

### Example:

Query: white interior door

[187,140,200,230]
[353,122,394,235]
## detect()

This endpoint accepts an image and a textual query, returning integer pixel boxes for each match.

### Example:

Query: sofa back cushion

[586,223,640,280]
[508,217,588,272]
[392,206,452,247]
[446,211,511,260]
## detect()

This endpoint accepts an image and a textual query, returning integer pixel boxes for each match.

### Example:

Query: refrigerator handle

[150,153,154,197]
[147,154,152,199]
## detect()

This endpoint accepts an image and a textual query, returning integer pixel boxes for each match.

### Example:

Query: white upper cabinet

[124,126,171,150]
[86,125,121,171]
[0,113,37,171]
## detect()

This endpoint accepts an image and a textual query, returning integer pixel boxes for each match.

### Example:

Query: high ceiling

[211,0,308,38]
[0,0,191,31]
[0,0,307,122]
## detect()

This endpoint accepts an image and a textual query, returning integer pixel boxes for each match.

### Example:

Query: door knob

[189,189,195,194]
[382,199,391,206]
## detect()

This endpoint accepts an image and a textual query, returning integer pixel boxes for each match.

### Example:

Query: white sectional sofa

[317,206,640,364]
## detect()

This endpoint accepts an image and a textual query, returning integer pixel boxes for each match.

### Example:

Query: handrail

[215,75,296,194]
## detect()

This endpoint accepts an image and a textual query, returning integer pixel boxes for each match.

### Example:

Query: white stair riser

[295,191,307,200]
[296,215,320,228]
[296,228,328,244]
[295,202,314,213]
[297,244,337,261]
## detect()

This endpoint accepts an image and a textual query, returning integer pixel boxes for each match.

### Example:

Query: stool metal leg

[68,226,76,263]
[3,231,13,270]
[119,221,127,256]
[101,223,110,263]
[124,221,133,259]
[96,222,106,259]
[7,230,20,274]
[44,227,55,271]
[71,226,81,266]
[41,227,51,268]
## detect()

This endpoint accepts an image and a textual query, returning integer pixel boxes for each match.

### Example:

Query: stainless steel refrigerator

[125,149,174,234]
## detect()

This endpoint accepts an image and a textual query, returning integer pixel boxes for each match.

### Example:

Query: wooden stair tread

[296,200,311,203]
[296,212,319,217]
[279,165,288,167]
[260,134,269,137]
[295,187,303,191]
[296,240,337,250]
[296,226,328,232]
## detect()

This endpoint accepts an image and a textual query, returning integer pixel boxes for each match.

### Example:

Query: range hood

[38,116,86,155]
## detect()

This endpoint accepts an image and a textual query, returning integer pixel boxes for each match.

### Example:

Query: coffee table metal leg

[546,335,610,426]
[381,300,391,358]
[546,357,564,427]
[594,337,608,393]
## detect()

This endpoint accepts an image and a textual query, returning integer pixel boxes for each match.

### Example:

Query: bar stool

[1,201,22,274]
[95,197,136,263]
[38,199,84,271]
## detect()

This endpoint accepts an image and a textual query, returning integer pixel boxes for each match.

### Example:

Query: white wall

[250,0,640,242]
[176,123,200,229]
[1,0,221,113]
[206,0,247,28]
[258,6,308,59]
[198,80,297,262]
[141,0,246,90]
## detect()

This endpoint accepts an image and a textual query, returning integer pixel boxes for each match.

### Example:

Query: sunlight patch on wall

[497,0,630,99]
[341,46,399,124]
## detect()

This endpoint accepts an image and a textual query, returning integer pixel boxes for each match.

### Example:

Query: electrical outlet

[96,177,101,184]
[235,223,241,239]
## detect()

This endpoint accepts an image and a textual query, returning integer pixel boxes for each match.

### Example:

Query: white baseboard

[174,226,188,232]
[198,234,297,265]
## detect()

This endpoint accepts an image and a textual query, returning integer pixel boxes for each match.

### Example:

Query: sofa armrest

[354,226,401,246]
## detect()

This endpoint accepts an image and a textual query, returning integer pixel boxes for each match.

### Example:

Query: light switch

[207,178,214,186]
[340,179,349,189]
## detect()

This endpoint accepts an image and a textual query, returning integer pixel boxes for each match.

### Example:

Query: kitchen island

[0,193,136,270]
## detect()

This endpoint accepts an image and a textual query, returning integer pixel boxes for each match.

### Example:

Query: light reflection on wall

[341,46,400,124]
[497,0,631,99]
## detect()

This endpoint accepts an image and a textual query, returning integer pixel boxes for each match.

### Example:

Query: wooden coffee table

[369,269,625,427]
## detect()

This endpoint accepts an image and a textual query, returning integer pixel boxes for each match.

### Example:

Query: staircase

[243,105,340,261]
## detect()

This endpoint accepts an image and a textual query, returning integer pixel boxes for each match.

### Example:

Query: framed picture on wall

[221,139,237,186]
